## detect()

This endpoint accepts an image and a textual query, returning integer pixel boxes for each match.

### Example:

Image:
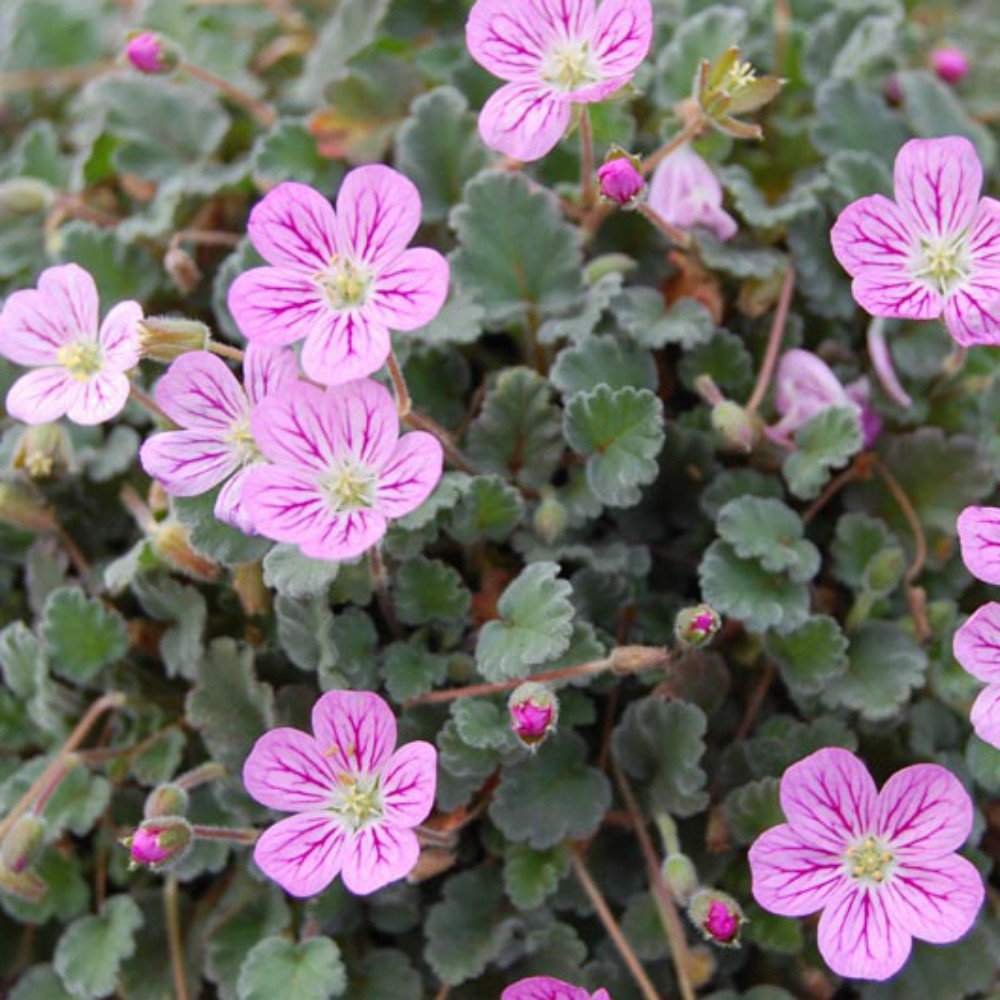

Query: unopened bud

[164,247,201,295]
[688,889,744,947]
[12,423,72,479]
[124,817,193,868]
[583,253,637,284]
[139,316,210,363]
[508,682,558,748]
[931,46,970,85]
[711,400,757,453]
[533,494,567,545]
[143,783,189,819]
[662,852,698,904]
[0,861,45,902]
[0,177,53,215]
[153,521,220,582]
[674,604,721,648]
[124,31,179,76]
[596,149,645,208]
[0,482,58,533]
[1,815,46,874]
[683,945,717,989]
[609,645,669,674]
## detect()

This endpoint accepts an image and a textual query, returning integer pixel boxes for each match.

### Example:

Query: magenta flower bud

[674,604,721,648]
[508,682,558,748]
[124,818,192,868]
[125,32,177,75]
[597,153,645,208]
[931,46,970,85]
[688,889,744,947]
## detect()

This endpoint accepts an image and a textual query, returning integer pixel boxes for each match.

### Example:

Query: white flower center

[721,60,756,95]
[316,255,373,311]
[912,233,971,296]
[844,835,895,885]
[329,772,383,832]
[541,39,600,92]
[320,456,377,513]
[225,416,260,466]
[57,340,103,380]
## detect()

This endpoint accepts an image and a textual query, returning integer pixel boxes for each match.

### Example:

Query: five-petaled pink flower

[953,602,1000,749]
[466,0,652,161]
[0,264,142,426]
[502,977,611,1000]
[648,145,737,242]
[243,690,437,897]
[228,167,449,386]
[241,377,442,561]
[139,345,297,533]
[831,136,1000,347]
[749,748,983,981]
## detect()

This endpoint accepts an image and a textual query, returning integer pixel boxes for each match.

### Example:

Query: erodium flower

[139,345,297,533]
[958,505,1000,585]
[0,264,142,426]
[831,136,1000,347]
[647,145,738,242]
[241,378,443,561]
[749,747,983,981]
[466,0,653,161]
[243,690,437,897]
[228,167,449,385]
[502,977,612,1000]
[953,602,1000,748]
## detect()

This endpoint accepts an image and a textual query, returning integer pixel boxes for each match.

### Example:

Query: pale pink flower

[466,0,652,161]
[139,345,297,533]
[749,748,983,981]
[647,146,737,242]
[953,602,1000,748]
[241,378,442,561]
[831,136,1000,347]
[0,264,141,426]
[243,690,437,897]
[957,506,1000,584]
[931,47,970,85]
[228,168,449,385]
[502,977,611,1000]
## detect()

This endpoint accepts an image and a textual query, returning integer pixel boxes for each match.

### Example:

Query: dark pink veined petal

[97,300,142,372]
[748,823,844,917]
[851,271,943,321]
[37,264,99,338]
[875,764,973,856]
[311,690,397,776]
[5,367,74,423]
[967,197,1000,271]
[299,508,387,561]
[893,136,983,241]
[0,288,78,365]
[831,194,916,276]
[215,466,257,534]
[228,266,327,348]
[253,812,347,898]
[375,431,444,519]
[466,0,549,82]
[867,316,913,408]
[153,350,246,431]
[478,82,573,161]
[501,976,594,1000]
[323,378,399,469]
[240,464,332,546]
[247,181,338,271]
[957,505,1000,585]
[65,372,131,426]
[530,0,596,39]
[780,748,877,853]
[243,726,339,811]
[250,383,337,472]
[942,278,1000,347]
[369,248,450,332]
[953,602,1000,684]
[339,823,420,895]
[300,310,391,386]
[380,741,437,828]
[882,854,983,945]
[590,0,652,80]
[970,684,1000,749]
[243,343,299,407]
[140,429,237,497]
[335,164,422,270]
[817,883,912,981]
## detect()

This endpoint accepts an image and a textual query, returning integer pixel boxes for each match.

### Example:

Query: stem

[580,107,596,211]
[170,229,242,250]
[130,383,171,424]
[190,825,259,844]
[746,264,795,414]
[637,202,692,247]
[120,484,159,535]
[0,60,115,94]
[403,412,476,474]
[56,525,92,583]
[368,546,401,637]
[774,0,792,75]
[733,662,776,742]
[207,341,246,362]
[802,457,865,525]
[871,457,926,586]
[568,843,664,1000]
[386,350,412,418]
[165,876,191,1000]
[176,762,227,791]
[642,117,705,176]
[181,61,276,127]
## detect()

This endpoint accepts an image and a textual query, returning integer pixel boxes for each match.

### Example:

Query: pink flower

[502,977,611,1000]
[125,32,172,75]
[139,345,297,533]
[689,891,743,945]
[957,506,1000,585]
[241,378,442,561]
[466,0,652,161]
[125,818,192,868]
[831,136,1000,347]
[931,47,970,85]
[228,168,449,386]
[242,690,437,897]
[0,264,141,426]
[508,681,558,747]
[647,146,737,242]
[597,156,644,206]
[953,602,1000,748]
[749,747,983,981]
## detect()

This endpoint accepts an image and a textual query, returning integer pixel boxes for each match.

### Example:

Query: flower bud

[609,645,669,674]
[0,483,58,533]
[164,247,201,295]
[710,400,757,453]
[124,817,193,868]
[12,423,73,479]
[153,521,220,582]
[138,316,210,363]
[533,493,567,545]
[695,46,783,139]
[662,852,698,904]
[508,682,558,748]
[597,150,645,208]
[688,889,744,947]
[125,32,179,76]
[0,177,53,215]
[931,46,970,85]
[673,604,721,649]
[1,815,46,874]
[143,783,189,819]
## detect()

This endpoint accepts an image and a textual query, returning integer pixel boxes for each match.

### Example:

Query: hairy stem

[129,382,171,424]
[641,117,705,176]
[207,340,246,362]
[165,876,191,1000]
[181,61,276,127]
[637,202,692,247]
[368,546,401,637]
[190,825,259,844]
[746,264,795,415]
[403,411,476,474]
[580,107,596,211]
[386,350,412,418]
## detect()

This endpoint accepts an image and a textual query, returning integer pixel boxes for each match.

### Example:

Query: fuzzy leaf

[446,476,524,544]
[504,845,569,910]
[237,937,346,1000]
[42,587,127,682]
[725,777,784,846]
[550,335,657,398]
[348,950,423,1000]
[655,5,747,104]
[275,595,338,673]
[393,556,471,626]
[131,574,206,680]
[172,490,271,566]
[262,544,340,599]
[812,78,909,164]
[766,615,850,696]
[716,498,820,581]
[616,289,715,350]
[783,405,864,500]
[251,119,338,189]
[381,638,449,702]
[9,966,76,1000]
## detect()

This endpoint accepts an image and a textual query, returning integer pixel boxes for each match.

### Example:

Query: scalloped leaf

[717,498,820,581]
[42,587,127,683]
[237,937,346,1000]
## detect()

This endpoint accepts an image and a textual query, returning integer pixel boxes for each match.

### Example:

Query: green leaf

[811,78,909,164]
[766,616,849,696]
[719,165,826,229]
[783,405,864,500]
[172,490,272,566]
[262,544,340,599]
[1,847,89,925]
[696,234,787,279]
[564,386,664,508]
[679,328,755,397]
[347,950,422,1000]
[54,896,144,1000]
[716,498,820,581]
[56,222,159,305]
[42,587,127,682]
[237,937,346,1000]
[616,289,715,350]
[504,845,569,910]
[275,595,338,673]
[408,287,486,346]
[490,732,611,848]
[613,698,708,817]
[744,715,858,779]
[451,696,519,752]
[725,777,784,845]
[381,638,449,702]
[251,120,339,189]
[449,171,582,325]
[831,513,904,596]
[131,574,206,680]
[446,475,524,544]
[475,562,575,682]
[803,8,900,85]
[10,965,77,1000]
[550,335,657,398]
[393,556,471,626]
[539,272,623,345]
[0,620,45,699]
[826,149,893,208]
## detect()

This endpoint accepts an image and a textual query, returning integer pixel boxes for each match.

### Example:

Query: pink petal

[369,248,450,332]
[243,727,339,811]
[590,0,652,81]
[772,349,854,436]
[893,136,982,241]
[957,505,1000,585]
[780,748,877,853]
[153,351,247,431]
[335,164,422,271]
[817,883,911,981]
[299,310,391,386]
[0,291,75,365]
[748,823,844,917]
[323,378,400,469]
[240,464,333,545]
[228,266,328,348]
[380,741,437,828]
[37,264,99,338]
[298,508,387,560]
[867,316,914,408]
[140,429,237,496]
[648,146,737,241]
[5,368,73,423]
[851,271,944,321]
[882,854,983,944]
[375,431,444,518]
[942,280,1000,347]
[243,343,299,407]
[953,602,1000,683]
[466,0,549,82]
[968,197,1000,271]
[311,690,397,776]
[253,811,346,898]
[478,82,573,161]
[247,181,338,272]
[502,977,594,1000]
[875,764,973,855]
[830,194,917,276]
[340,823,420,895]
[98,300,142,372]
[970,684,1000,748]
[64,373,131,426]
[215,467,256,533]
[531,0,595,38]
